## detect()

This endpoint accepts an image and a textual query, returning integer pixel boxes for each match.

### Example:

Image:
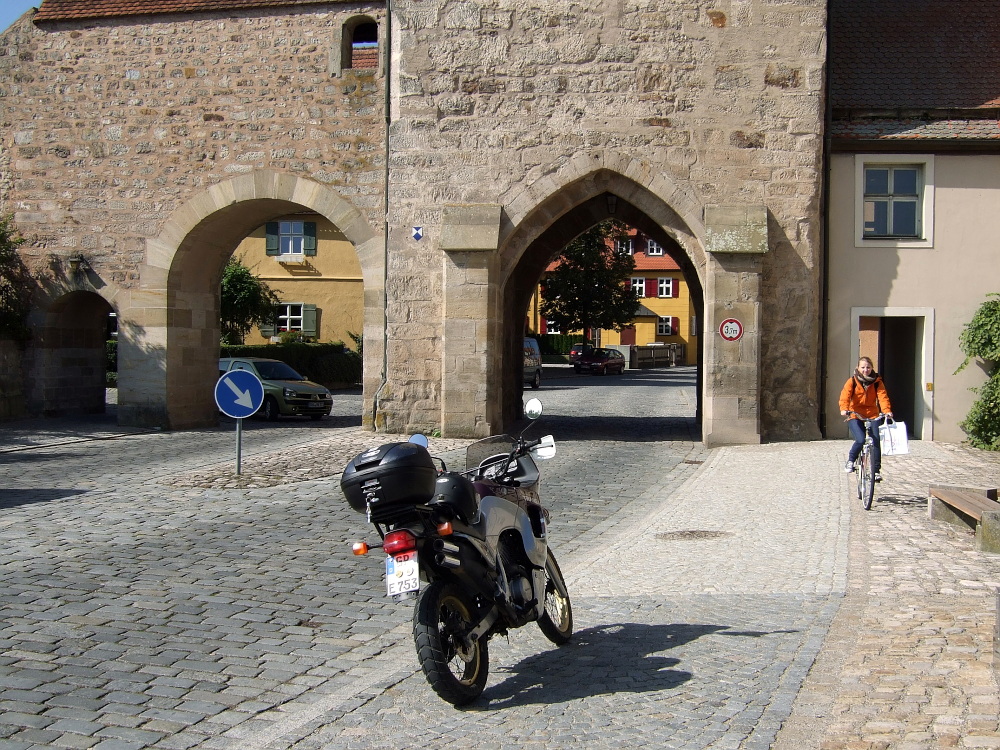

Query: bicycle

[844,411,889,510]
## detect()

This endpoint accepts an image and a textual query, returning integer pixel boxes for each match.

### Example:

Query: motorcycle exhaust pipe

[432,539,462,569]
[433,538,460,555]
[435,553,461,568]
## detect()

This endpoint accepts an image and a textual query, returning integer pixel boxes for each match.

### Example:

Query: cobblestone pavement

[1,366,998,749]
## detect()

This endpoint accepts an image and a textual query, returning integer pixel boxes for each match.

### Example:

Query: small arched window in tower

[350,22,379,69]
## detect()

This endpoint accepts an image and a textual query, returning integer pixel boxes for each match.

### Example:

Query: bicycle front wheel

[860,450,875,510]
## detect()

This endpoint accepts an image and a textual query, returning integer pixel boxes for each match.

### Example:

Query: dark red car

[568,343,590,363]
[574,347,626,375]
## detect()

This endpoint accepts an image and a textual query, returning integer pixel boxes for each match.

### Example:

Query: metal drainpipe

[372,0,392,431]
[819,0,832,437]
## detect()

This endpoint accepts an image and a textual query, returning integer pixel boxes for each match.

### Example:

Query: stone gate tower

[1,0,826,445]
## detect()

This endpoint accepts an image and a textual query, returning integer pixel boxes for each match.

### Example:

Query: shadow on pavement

[0,488,90,509]
[871,493,926,509]
[538,414,698,442]
[479,622,719,708]
[480,620,794,708]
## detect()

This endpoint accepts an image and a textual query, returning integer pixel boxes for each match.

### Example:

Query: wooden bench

[928,485,1000,554]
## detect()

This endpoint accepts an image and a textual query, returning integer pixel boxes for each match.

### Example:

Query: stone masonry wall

[0,0,828,438]
[383,0,826,437]
[0,5,384,287]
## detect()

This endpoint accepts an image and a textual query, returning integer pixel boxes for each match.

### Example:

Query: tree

[220,257,281,345]
[0,215,32,345]
[539,220,639,340]
[956,293,1000,449]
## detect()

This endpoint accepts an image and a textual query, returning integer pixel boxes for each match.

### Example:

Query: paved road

[1,365,998,749]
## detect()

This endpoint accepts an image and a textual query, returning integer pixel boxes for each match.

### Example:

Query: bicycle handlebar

[843,410,891,423]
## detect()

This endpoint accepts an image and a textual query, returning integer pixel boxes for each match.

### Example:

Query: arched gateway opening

[119,173,381,429]
[438,160,770,445]
[28,290,115,417]
[495,168,708,437]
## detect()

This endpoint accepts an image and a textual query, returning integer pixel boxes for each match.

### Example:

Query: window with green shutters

[259,303,317,338]
[265,221,317,257]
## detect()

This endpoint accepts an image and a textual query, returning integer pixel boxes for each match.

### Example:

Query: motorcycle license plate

[385,551,419,597]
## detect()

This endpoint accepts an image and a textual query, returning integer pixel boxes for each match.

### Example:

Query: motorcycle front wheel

[413,580,489,705]
[537,548,573,645]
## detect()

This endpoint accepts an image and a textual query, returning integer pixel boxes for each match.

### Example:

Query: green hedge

[534,333,587,355]
[105,340,362,389]
[106,340,118,386]
[220,342,361,387]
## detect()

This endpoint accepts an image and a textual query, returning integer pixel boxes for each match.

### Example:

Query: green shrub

[106,339,118,373]
[220,342,361,388]
[959,373,1000,450]
[957,294,1000,449]
[535,333,586,355]
[0,214,31,345]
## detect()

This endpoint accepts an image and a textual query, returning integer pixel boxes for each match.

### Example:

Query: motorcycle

[340,398,573,705]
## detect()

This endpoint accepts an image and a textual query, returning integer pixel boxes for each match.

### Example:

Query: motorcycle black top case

[341,442,437,520]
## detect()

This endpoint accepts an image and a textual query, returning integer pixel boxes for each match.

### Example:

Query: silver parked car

[218,357,333,420]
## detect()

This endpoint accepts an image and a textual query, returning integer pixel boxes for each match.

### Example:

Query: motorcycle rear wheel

[413,580,489,705]
[537,549,573,645]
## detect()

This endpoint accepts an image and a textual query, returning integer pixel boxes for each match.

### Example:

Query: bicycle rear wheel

[860,449,875,510]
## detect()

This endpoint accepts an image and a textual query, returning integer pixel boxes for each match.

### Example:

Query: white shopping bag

[878,418,909,456]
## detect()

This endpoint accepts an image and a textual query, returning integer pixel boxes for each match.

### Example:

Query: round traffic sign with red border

[719,318,743,342]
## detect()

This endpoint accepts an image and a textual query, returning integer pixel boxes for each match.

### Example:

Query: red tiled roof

[829,0,1000,111]
[34,0,344,22]
[632,252,680,271]
[830,119,1000,141]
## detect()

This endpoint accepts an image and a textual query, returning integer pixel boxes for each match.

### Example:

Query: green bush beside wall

[220,342,361,388]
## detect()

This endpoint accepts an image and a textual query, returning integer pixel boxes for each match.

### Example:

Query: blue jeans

[847,416,884,472]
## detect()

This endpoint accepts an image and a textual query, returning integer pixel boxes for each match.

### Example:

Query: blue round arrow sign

[215,369,265,419]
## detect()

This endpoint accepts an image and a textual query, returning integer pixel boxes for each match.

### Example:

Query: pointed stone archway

[438,151,769,446]
[117,171,382,429]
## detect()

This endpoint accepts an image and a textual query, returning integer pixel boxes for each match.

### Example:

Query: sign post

[214,370,265,475]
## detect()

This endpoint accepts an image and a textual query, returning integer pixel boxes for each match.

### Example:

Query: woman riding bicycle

[839,356,893,482]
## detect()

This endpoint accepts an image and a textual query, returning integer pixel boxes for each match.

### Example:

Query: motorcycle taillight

[383,529,417,555]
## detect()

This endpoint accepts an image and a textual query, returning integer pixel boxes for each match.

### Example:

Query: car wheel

[261,396,280,422]
[530,371,541,389]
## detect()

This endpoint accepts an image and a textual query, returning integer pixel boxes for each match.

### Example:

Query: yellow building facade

[233,214,364,347]
[527,231,699,365]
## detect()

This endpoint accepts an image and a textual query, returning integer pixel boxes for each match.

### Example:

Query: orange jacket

[839,374,892,420]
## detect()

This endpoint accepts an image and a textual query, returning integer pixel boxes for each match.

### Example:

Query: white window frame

[631,278,645,297]
[647,239,664,256]
[854,154,934,248]
[279,221,307,256]
[657,316,675,336]
[545,320,561,334]
[277,302,305,332]
[657,278,676,298]
[615,238,634,255]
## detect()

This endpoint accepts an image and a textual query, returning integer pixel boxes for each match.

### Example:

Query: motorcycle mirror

[408,434,429,448]
[523,398,543,420]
